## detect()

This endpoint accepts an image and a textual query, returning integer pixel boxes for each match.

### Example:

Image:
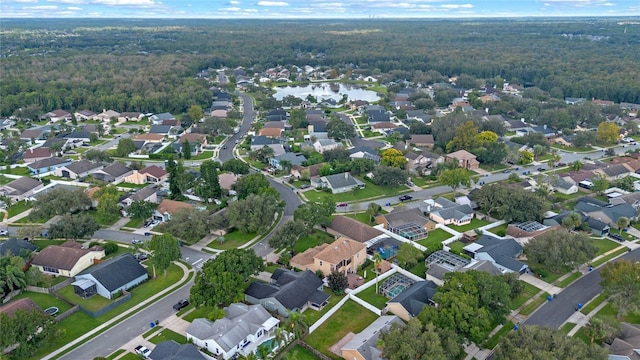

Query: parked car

[0,229,8,236]
[399,195,413,201]
[132,239,144,245]
[537,167,546,172]
[502,169,511,173]
[608,233,626,242]
[135,345,151,358]
[300,184,310,189]
[337,202,348,207]
[173,299,189,311]
[134,253,148,261]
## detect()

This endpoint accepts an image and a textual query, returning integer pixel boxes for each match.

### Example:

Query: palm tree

[2,262,26,291]
[279,159,292,175]
[571,160,583,171]
[49,141,63,156]
[255,343,270,360]
[274,327,286,348]
[617,216,629,234]
[285,311,308,340]
[373,253,383,293]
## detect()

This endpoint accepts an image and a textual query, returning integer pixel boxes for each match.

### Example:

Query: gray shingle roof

[3,177,42,194]
[323,172,362,190]
[99,162,131,178]
[28,157,70,170]
[65,160,102,175]
[245,269,329,311]
[474,235,526,272]
[78,253,147,292]
[387,280,438,317]
[148,341,206,360]
[0,238,38,257]
[341,316,404,360]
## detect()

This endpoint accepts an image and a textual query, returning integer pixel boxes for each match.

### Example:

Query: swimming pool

[258,338,279,353]
[385,284,407,298]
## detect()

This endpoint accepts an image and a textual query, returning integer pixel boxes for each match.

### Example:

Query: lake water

[273,83,380,102]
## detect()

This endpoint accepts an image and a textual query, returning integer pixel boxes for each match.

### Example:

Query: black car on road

[399,195,413,201]
[173,299,189,311]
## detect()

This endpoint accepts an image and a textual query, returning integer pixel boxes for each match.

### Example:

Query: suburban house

[313,139,342,153]
[27,157,72,175]
[0,177,44,202]
[445,150,479,170]
[386,280,438,321]
[349,149,381,164]
[19,128,49,142]
[250,137,285,156]
[265,109,288,122]
[291,163,323,180]
[425,250,502,285]
[31,241,105,277]
[367,108,390,123]
[543,211,611,237]
[310,172,364,193]
[269,153,306,171]
[53,160,102,179]
[148,341,206,360]
[75,110,97,121]
[244,268,330,317]
[96,109,121,122]
[45,109,72,122]
[22,147,53,163]
[154,199,194,222]
[72,253,148,299]
[186,303,280,360]
[308,119,328,139]
[62,131,92,143]
[554,178,579,195]
[176,133,208,156]
[120,186,158,208]
[463,234,528,274]
[340,316,404,360]
[0,238,38,257]
[120,112,144,122]
[428,197,475,226]
[327,215,385,243]
[124,165,168,184]
[290,237,366,276]
[606,323,640,360]
[134,133,165,143]
[150,125,180,138]
[406,134,435,148]
[258,127,284,138]
[150,113,177,125]
[506,221,557,240]
[90,162,132,183]
[574,196,638,229]
[375,207,436,240]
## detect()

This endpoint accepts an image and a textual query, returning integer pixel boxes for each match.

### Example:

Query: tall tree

[380,319,462,360]
[190,248,263,307]
[494,325,608,360]
[596,121,620,145]
[115,138,136,157]
[524,230,597,273]
[600,259,640,318]
[293,198,335,233]
[395,243,424,269]
[380,149,407,168]
[182,140,192,160]
[29,188,91,221]
[327,270,348,295]
[127,200,157,220]
[149,233,181,276]
[226,194,281,234]
[438,168,471,191]
[0,309,60,358]
[92,185,120,223]
[616,216,629,234]
[371,166,409,187]
[267,220,306,249]
[187,105,204,122]
[195,160,221,203]
[233,173,277,199]
[446,120,479,152]
[155,208,211,244]
[222,159,250,175]
[48,213,99,240]
[590,174,609,195]
[326,118,355,140]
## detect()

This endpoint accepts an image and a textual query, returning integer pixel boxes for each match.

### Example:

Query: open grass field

[355,284,388,309]
[305,300,378,360]
[208,230,257,250]
[448,218,492,232]
[592,238,621,256]
[12,291,73,313]
[303,289,346,325]
[416,228,452,249]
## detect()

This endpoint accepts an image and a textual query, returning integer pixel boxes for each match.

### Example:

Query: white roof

[463,243,483,252]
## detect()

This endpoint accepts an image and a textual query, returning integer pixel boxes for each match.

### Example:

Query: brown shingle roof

[23,147,52,159]
[447,149,477,161]
[179,133,206,143]
[139,165,167,179]
[258,128,284,138]
[0,298,43,317]
[134,133,165,142]
[328,216,383,243]
[291,243,329,268]
[156,199,194,215]
[314,237,365,264]
[372,122,398,129]
[410,134,434,145]
[31,245,93,271]
[218,173,238,190]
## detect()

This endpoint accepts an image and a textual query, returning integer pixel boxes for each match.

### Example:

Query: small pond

[273,83,380,102]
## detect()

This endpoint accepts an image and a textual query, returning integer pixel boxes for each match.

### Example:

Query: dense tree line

[2,19,639,117]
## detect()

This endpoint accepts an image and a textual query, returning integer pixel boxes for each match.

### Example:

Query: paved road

[525,248,640,328]
[59,278,194,360]
[218,93,255,163]
[96,133,133,151]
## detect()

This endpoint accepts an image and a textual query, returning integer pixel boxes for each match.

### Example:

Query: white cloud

[90,0,158,6]
[222,7,242,11]
[48,0,86,3]
[440,4,473,9]
[257,1,289,6]
[23,5,59,9]
[13,0,38,3]
[67,6,82,10]
[228,0,240,4]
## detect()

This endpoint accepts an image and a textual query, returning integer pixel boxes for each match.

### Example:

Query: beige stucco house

[31,241,105,277]
[290,237,366,276]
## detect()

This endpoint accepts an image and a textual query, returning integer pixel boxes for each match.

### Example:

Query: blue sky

[1,0,639,18]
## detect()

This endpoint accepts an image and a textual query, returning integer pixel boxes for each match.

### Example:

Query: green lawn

[32,239,66,250]
[409,260,427,277]
[526,263,565,284]
[117,182,148,189]
[2,166,31,176]
[410,176,428,187]
[581,293,607,315]
[12,291,73,313]
[483,321,514,350]
[356,261,376,281]
[551,144,595,153]
[183,305,217,322]
[592,238,620,256]
[119,353,142,360]
[345,212,375,225]
[592,247,628,267]
[488,223,508,236]
[416,228,452,249]
[519,293,549,316]
[447,240,466,253]
[560,322,577,334]
[556,271,582,288]
[7,200,34,217]
[511,281,540,310]
[286,345,321,360]
[293,230,335,253]
[305,300,378,360]
[355,284,388,309]
[304,178,405,203]
[208,231,258,250]
[191,151,214,160]
[86,209,121,226]
[0,175,12,185]
[448,218,492,232]
[148,328,187,345]
[303,289,345,325]
[106,349,126,360]
[124,217,143,228]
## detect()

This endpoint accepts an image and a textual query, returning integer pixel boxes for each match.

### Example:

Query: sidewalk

[519,274,562,296]
[566,301,609,336]
[42,261,193,360]
[4,208,32,223]
[116,314,192,359]
[108,217,131,231]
